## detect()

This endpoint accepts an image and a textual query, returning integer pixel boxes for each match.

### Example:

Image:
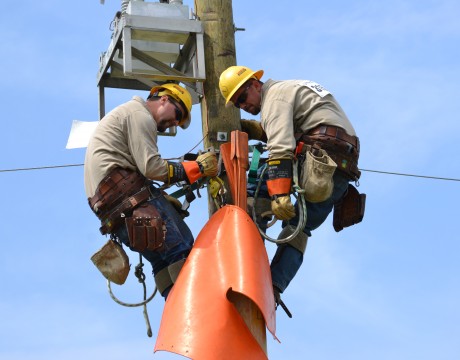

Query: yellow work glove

[164,194,189,218]
[271,195,296,221]
[196,152,218,178]
[266,158,294,220]
[172,151,218,185]
[241,119,267,142]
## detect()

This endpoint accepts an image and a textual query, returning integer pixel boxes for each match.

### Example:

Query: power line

[0,164,84,172]
[360,168,460,182]
[0,163,459,182]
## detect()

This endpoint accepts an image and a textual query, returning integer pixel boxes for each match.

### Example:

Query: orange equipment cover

[220,142,235,200]
[230,130,249,208]
[220,130,249,208]
[154,205,278,359]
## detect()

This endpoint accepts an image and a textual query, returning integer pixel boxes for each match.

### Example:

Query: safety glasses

[234,83,252,108]
[168,97,184,122]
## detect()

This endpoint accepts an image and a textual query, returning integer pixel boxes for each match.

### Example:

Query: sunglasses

[234,83,252,108]
[168,97,184,122]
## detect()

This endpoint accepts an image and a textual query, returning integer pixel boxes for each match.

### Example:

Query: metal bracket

[217,132,228,142]
[96,1,206,133]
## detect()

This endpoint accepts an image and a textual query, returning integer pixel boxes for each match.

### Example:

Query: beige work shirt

[260,79,356,159]
[84,96,168,198]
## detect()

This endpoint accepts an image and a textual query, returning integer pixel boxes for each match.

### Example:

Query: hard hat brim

[225,69,264,106]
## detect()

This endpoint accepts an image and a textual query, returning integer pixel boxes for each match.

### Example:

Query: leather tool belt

[88,168,151,235]
[295,125,366,231]
[296,125,361,181]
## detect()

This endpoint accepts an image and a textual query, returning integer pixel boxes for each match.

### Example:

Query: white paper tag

[66,120,99,149]
[300,80,331,98]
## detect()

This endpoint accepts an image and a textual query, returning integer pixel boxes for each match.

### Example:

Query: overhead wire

[359,168,460,182]
[0,163,459,182]
[0,130,209,171]
[0,164,84,172]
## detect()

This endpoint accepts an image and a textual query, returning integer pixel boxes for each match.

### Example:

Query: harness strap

[248,145,262,184]
[99,187,151,235]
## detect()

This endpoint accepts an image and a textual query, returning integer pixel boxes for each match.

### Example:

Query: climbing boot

[273,286,292,318]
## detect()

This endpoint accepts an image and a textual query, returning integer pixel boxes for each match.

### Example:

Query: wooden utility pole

[195,0,268,355]
[195,0,240,150]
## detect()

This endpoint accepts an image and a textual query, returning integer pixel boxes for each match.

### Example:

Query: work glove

[266,158,295,221]
[164,194,190,219]
[271,195,296,221]
[167,151,218,185]
[196,151,218,177]
[241,119,267,142]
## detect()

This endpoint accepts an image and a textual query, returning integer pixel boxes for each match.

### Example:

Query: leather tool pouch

[300,145,337,203]
[90,240,130,285]
[296,131,361,181]
[125,203,166,252]
[333,184,366,232]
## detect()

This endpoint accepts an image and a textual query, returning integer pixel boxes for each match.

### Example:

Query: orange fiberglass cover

[154,205,277,360]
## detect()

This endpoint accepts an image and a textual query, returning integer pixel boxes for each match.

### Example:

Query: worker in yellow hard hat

[219,65,364,314]
[149,83,193,130]
[85,83,217,299]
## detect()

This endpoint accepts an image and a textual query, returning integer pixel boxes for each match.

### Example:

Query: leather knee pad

[154,266,173,295]
[168,258,186,283]
[154,258,186,295]
[278,224,308,254]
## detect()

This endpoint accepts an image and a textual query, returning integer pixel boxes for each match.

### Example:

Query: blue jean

[113,185,194,294]
[248,164,350,293]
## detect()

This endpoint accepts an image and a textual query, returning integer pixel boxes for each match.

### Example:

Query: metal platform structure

[97,0,205,135]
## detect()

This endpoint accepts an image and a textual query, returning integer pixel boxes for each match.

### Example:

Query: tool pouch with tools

[299,145,337,203]
[125,203,166,252]
[296,125,361,182]
[333,184,366,232]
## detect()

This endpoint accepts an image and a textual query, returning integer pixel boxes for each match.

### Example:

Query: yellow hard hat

[150,83,192,129]
[219,66,264,106]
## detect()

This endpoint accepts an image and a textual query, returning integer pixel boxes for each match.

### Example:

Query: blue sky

[1,1,459,359]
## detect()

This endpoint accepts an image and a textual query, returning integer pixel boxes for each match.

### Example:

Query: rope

[252,162,308,244]
[107,254,157,337]
[107,280,157,307]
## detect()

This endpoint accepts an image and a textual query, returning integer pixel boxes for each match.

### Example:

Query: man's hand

[196,152,218,177]
[266,158,295,220]
[168,151,218,185]
[271,195,296,221]
[241,119,267,142]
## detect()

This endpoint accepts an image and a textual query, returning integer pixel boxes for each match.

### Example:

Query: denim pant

[248,164,350,293]
[113,185,194,295]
